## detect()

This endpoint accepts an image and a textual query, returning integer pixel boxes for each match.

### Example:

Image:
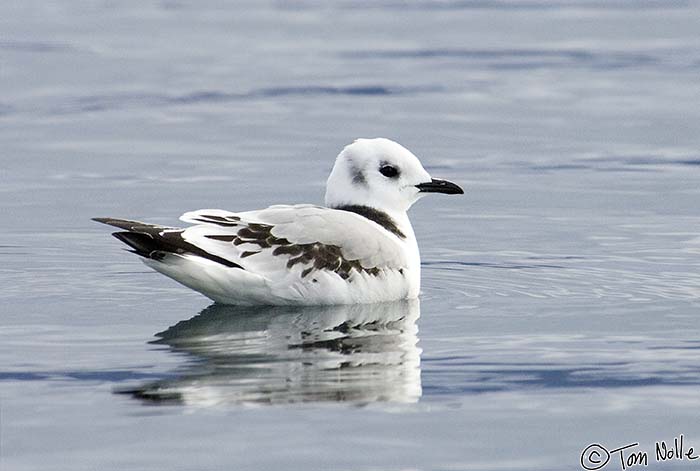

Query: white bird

[94,138,463,305]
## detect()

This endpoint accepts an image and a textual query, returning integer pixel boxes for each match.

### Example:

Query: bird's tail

[92,218,177,259]
[92,217,242,268]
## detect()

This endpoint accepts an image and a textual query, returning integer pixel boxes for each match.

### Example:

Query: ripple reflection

[118,300,422,406]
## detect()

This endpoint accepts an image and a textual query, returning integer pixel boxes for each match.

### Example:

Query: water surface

[2,1,700,470]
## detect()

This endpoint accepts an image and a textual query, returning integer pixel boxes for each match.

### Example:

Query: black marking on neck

[332,205,406,239]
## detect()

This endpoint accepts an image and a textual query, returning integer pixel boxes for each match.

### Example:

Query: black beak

[416,178,464,195]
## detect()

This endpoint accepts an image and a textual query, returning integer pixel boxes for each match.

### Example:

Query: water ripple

[281,0,693,12]
[44,84,441,115]
[519,153,700,173]
[0,102,15,116]
[0,39,78,53]
[343,48,665,70]
[424,260,700,301]
[0,370,169,382]
[422,336,700,396]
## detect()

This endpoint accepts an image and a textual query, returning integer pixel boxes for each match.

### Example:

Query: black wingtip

[96,218,244,269]
[92,217,164,231]
[92,217,133,229]
[112,231,157,257]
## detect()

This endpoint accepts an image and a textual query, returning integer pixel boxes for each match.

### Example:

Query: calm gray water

[2,1,700,470]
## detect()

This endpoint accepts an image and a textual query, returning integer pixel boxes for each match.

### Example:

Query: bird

[94,138,463,305]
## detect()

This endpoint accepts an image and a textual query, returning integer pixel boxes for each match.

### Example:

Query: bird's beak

[416,178,464,195]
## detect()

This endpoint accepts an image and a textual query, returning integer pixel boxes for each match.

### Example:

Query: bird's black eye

[379,165,400,178]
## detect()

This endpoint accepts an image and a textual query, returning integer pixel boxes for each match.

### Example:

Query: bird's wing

[179,205,408,280]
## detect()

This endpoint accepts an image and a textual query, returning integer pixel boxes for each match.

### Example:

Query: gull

[94,138,463,305]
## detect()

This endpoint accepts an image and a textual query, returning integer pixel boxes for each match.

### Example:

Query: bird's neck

[391,210,416,242]
[330,204,415,243]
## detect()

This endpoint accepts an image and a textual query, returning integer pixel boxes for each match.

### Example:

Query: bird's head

[325,138,463,214]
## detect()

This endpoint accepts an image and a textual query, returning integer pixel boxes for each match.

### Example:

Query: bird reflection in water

[118,299,421,406]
